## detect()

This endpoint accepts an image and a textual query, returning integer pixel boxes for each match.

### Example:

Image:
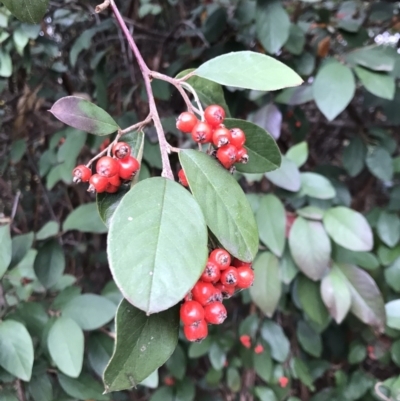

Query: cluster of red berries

[72,142,140,193]
[176,104,249,169]
[180,248,254,342]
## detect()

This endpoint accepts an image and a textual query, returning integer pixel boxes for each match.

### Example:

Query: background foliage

[1,0,400,400]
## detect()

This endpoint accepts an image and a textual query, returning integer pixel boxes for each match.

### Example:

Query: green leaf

[385,300,400,330]
[250,252,281,317]
[34,240,65,289]
[255,386,278,401]
[313,60,355,121]
[275,85,314,106]
[58,373,109,400]
[297,321,322,357]
[176,69,230,116]
[35,221,59,240]
[254,346,273,382]
[103,300,179,392]
[0,224,11,279]
[87,333,114,378]
[10,232,34,268]
[345,45,396,71]
[261,320,290,362]
[139,369,159,388]
[11,302,49,338]
[296,275,330,327]
[188,336,212,358]
[179,150,258,262]
[1,0,48,23]
[285,24,306,55]
[342,136,367,177]
[194,51,302,91]
[296,206,324,220]
[0,320,33,381]
[256,0,290,54]
[377,211,400,247]
[28,374,53,401]
[224,118,281,173]
[265,156,301,192]
[338,263,385,331]
[48,317,84,378]
[385,257,400,292]
[61,294,117,330]
[108,177,207,314]
[348,341,367,365]
[366,147,393,182]
[209,342,226,370]
[299,173,336,199]
[49,96,119,135]
[289,217,331,281]
[321,264,351,324]
[0,50,12,78]
[227,367,241,392]
[291,358,314,390]
[63,203,107,234]
[286,141,308,168]
[323,207,373,251]
[279,246,299,285]
[256,195,285,257]
[166,345,186,380]
[354,67,395,100]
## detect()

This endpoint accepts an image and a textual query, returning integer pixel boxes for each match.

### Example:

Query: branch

[15,380,27,401]
[108,0,173,179]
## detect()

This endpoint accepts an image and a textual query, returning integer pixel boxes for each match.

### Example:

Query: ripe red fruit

[176,111,198,133]
[215,282,235,299]
[209,249,231,270]
[96,156,119,177]
[112,142,131,159]
[184,319,208,342]
[220,267,238,287]
[118,156,140,180]
[164,376,175,386]
[192,281,215,305]
[204,105,226,127]
[240,334,251,348]
[236,266,255,289]
[229,128,246,148]
[180,300,204,325]
[216,144,238,169]
[278,377,289,388]
[200,261,221,283]
[72,165,91,183]
[191,122,213,144]
[232,258,252,269]
[212,286,223,302]
[212,126,231,148]
[88,174,109,193]
[236,147,249,164]
[178,169,188,187]
[254,344,264,354]
[108,174,121,187]
[204,302,227,325]
[106,184,119,193]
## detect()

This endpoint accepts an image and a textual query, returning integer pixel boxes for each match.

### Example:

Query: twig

[181,81,204,117]
[100,327,116,339]
[10,191,21,222]
[15,380,27,401]
[109,0,173,179]
[95,0,110,13]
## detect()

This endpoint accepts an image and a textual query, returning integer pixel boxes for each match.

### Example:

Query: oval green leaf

[58,373,108,400]
[49,96,119,136]
[323,207,373,251]
[299,172,336,199]
[313,60,355,121]
[224,118,281,173]
[386,300,400,330]
[0,320,34,381]
[194,51,303,91]
[289,217,331,281]
[61,294,117,330]
[63,203,107,234]
[265,156,301,192]
[1,0,48,24]
[0,224,12,279]
[103,300,179,392]
[179,150,258,262]
[354,66,395,100]
[35,221,59,241]
[108,177,208,314]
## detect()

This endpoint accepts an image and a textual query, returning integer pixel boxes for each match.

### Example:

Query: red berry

[229,128,246,148]
[72,165,91,183]
[176,112,198,133]
[240,334,251,348]
[232,258,252,268]
[216,144,238,169]
[118,156,140,180]
[191,122,213,144]
[211,285,223,302]
[209,249,231,270]
[164,376,175,386]
[204,105,226,127]
[106,184,119,193]
[204,302,227,325]
[192,281,215,305]
[200,261,221,283]
[108,174,121,187]
[88,174,109,193]
[220,267,238,287]
[254,344,264,354]
[212,126,231,148]
[278,377,289,388]
[236,266,255,289]
[236,147,249,164]
[184,319,208,342]
[112,142,131,159]
[184,292,192,302]
[178,169,188,187]
[180,300,204,325]
[215,282,235,299]
[96,156,119,178]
